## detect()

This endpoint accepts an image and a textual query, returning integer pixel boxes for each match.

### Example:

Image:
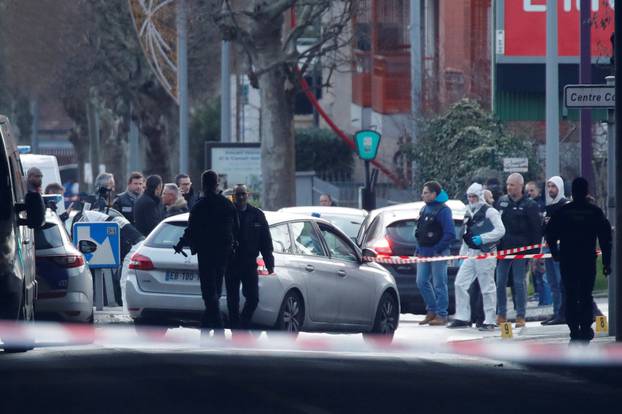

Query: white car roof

[161,211,330,226]
[278,206,368,218]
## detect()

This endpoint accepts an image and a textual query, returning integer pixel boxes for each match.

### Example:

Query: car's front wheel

[365,291,399,342]
[275,291,304,336]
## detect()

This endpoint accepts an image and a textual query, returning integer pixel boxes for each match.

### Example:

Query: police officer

[448,183,505,330]
[226,185,274,330]
[415,181,455,326]
[495,173,541,328]
[545,177,612,343]
[112,171,144,224]
[175,170,238,335]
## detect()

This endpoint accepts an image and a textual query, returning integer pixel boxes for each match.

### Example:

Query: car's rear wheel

[365,291,399,342]
[275,291,304,336]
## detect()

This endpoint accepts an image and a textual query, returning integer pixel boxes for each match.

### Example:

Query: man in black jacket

[176,170,238,335]
[226,185,274,330]
[545,177,612,343]
[495,173,542,328]
[134,175,163,236]
[112,171,144,224]
[176,173,199,210]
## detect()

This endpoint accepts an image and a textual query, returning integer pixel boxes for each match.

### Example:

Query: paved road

[1,342,619,414]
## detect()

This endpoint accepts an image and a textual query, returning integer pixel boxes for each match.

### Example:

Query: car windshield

[35,222,65,250]
[317,214,363,240]
[145,222,188,248]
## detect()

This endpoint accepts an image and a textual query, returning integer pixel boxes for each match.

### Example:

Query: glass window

[270,224,293,254]
[319,224,359,262]
[290,221,326,257]
[385,219,464,246]
[319,214,364,241]
[145,222,187,248]
[35,222,65,250]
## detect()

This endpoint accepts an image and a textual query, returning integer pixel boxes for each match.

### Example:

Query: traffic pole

[607,75,617,336]
[615,3,622,342]
[221,41,231,143]
[580,0,593,189]
[177,0,189,173]
[545,0,560,178]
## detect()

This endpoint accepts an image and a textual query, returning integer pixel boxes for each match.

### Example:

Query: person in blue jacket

[415,181,456,326]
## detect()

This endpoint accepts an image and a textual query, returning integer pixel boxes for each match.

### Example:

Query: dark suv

[0,115,45,350]
[358,202,466,314]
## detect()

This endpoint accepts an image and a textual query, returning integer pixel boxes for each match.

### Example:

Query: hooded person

[541,175,568,326]
[414,181,456,326]
[545,177,612,343]
[448,183,505,330]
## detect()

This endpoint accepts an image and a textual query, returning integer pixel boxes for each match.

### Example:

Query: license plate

[165,271,198,282]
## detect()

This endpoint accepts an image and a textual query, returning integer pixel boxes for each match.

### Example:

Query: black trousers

[197,254,226,329]
[225,259,259,329]
[560,258,596,341]
[468,279,485,325]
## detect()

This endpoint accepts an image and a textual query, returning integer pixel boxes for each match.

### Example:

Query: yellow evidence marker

[595,315,608,335]
[500,322,513,339]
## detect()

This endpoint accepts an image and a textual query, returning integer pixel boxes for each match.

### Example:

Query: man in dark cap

[545,177,612,343]
[227,184,274,330]
[176,170,238,336]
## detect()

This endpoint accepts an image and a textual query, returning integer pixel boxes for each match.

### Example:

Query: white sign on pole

[564,84,615,108]
[503,158,529,173]
[495,30,505,55]
[211,146,262,188]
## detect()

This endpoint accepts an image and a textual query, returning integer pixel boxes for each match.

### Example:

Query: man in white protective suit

[448,183,506,331]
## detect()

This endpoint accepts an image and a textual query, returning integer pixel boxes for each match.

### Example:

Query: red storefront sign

[504,0,614,57]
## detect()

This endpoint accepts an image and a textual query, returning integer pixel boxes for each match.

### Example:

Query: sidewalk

[504,290,608,322]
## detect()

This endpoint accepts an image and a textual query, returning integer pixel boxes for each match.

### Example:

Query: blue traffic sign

[72,222,121,269]
[354,130,382,161]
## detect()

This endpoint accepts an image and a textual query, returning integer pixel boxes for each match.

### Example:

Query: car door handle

[23,239,30,245]
[305,265,315,272]
[337,270,346,277]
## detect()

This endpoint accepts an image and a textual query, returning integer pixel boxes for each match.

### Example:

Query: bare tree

[206,0,354,209]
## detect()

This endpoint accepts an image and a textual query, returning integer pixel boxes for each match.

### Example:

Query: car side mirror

[16,192,45,229]
[361,247,377,262]
[78,240,98,254]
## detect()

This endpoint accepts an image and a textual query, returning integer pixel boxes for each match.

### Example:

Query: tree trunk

[258,63,296,210]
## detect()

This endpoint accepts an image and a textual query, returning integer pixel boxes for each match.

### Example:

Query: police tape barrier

[364,243,602,265]
[1,321,622,366]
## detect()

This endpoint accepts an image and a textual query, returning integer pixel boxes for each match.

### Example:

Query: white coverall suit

[454,183,506,325]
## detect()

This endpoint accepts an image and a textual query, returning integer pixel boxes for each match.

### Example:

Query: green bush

[295,128,353,182]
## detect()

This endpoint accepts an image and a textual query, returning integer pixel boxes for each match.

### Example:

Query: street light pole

[580,0,593,188]
[221,41,231,143]
[614,2,622,342]
[545,0,559,179]
[177,0,189,173]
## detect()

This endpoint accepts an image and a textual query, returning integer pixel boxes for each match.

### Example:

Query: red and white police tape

[365,243,602,265]
[1,321,621,366]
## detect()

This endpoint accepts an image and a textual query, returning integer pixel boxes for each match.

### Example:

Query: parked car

[34,210,93,323]
[358,201,467,315]
[123,212,399,338]
[278,206,368,241]
[0,115,44,336]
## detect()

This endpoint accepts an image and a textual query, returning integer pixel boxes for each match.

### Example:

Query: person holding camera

[448,183,505,331]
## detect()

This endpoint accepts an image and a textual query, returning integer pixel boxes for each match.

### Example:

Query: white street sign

[564,85,615,108]
[503,158,529,173]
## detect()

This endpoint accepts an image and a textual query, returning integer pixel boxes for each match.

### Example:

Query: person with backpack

[415,181,456,326]
[448,183,505,330]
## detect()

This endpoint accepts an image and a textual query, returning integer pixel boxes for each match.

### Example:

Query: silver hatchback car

[124,212,399,337]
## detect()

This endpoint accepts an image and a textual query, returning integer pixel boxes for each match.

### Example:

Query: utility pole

[87,98,100,192]
[30,98,39,153]
[614,3,622,342]
[221,41,231,143]
[177,0,189,173]
[580,0,593,188]
[545,0,559,178]
[410,0,422,184]
[606,75,617,337]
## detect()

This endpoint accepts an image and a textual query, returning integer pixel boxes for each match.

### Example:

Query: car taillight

[129,253,154,270]
[50,255,85,268]
[257,257,271,276]
[373,237,393,257]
